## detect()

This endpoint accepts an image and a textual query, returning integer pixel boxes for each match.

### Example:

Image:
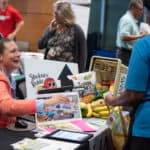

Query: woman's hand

[49,19,58,31]
[44,94,69,107]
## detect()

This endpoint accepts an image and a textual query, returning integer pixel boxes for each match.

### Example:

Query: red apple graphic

[44,77,57,89]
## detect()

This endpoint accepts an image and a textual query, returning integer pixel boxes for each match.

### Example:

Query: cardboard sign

[23,58,78,98]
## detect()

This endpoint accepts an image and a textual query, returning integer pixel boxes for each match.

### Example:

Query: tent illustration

[58,64,74,87]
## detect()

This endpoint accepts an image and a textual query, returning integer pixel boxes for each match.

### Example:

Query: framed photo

[36,92,82,126]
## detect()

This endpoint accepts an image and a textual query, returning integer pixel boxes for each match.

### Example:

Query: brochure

[11,138,80,150]
[36,92,82,126]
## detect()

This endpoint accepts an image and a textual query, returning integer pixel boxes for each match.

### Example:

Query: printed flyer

[36,92,82,126]
[11,138,80,150]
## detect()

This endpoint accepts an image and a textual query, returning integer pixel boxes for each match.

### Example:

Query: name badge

[0,15,10,21]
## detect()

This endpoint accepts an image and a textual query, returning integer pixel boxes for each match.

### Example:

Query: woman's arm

[0,81,68,117]
[74,24,87,73]
[38,27,54,49]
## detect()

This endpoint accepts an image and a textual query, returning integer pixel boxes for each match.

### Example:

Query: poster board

[23,58,78,98]
[36,92,82,126]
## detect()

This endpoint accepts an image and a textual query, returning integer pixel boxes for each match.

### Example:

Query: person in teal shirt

[104,34,150,150]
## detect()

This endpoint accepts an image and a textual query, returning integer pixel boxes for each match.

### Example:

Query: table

[0,128,88,150]
[0,128,35,150]
[85,118,116,150]
[0,118,115,150]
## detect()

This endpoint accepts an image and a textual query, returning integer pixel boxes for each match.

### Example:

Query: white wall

[69,0,91,5]
[71,4,90,37]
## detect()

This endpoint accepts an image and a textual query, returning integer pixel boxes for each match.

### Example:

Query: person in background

[104,34,150,150]
[38,0,87,73]
[140,10,150,34]
[0,0,24,40]
[116,0,148,66]
[143,0,150,13]
[0,38,69,128]
[146,11,150,25]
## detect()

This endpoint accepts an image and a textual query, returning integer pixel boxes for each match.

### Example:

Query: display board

[23,58,78,98]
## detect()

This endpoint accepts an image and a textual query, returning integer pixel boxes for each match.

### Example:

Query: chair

[16,41,30,51]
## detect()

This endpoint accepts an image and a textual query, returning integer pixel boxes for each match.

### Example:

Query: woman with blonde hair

[38,0,87,73]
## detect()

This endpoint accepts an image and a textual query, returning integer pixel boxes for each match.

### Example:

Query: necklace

[56,24,68,33]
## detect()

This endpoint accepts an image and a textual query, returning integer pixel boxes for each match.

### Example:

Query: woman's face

[1,41,20,73]
[53,8,63,24]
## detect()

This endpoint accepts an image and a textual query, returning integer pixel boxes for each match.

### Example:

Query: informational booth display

[23,58,79,98]
[36,92,82,126]
[89,56,128,96]
[23,58,82,129]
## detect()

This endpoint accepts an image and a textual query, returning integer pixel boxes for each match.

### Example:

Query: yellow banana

[91,99,105,108]
[99,110,110,116]
[86,104,92,118]
[93,106,108,112]
[92,112,101,118]
[113,106,120,112]
[99,115,109,119]
[99,110,110,119]
[80,102,87,109]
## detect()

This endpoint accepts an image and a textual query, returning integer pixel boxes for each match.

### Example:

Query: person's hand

[103,92,114,106]
[7,32,16,40]
[49,19,58,31]
[44,94,69,107]
[140,31,149,37]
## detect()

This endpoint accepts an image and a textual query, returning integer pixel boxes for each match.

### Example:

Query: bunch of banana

[80,99,116,119]
[83,99,107,118]
[92,106,110,119]
[91,99,112,119]
[91,99,105,107]
[80,102,93,118]
[80,102,88,117]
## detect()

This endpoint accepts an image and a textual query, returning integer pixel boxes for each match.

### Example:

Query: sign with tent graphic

[23,58,78,98]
